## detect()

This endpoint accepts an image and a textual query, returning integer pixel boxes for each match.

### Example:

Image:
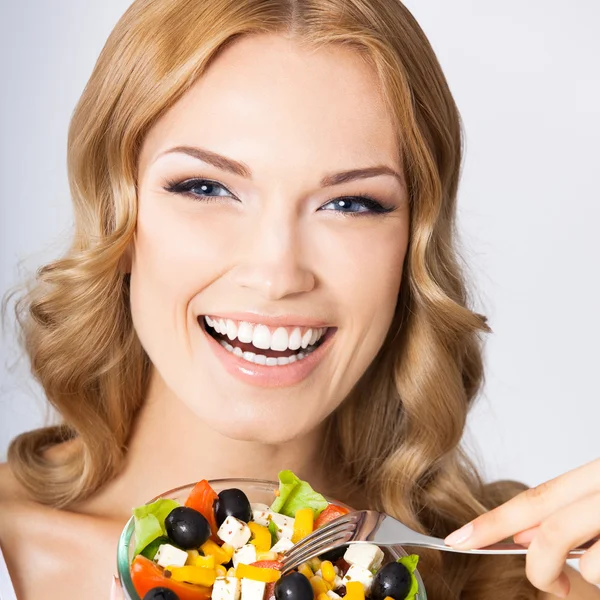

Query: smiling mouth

[199,315,332,366]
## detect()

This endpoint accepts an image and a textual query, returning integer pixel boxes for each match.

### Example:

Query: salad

[129,470,420,600]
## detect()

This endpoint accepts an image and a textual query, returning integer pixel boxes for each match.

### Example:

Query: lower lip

[200,321,335,388]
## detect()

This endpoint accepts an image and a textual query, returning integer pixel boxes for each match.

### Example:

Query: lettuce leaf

[397,554,420,600]
[270,470,328,518]
[132,498,181,556]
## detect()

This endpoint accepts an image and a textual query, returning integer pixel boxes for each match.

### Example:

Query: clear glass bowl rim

[117,477,427,600]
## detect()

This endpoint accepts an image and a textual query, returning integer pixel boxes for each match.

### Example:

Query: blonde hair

[7,0,535,597]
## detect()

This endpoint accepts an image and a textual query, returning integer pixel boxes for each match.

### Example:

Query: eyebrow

[154,145,405,188]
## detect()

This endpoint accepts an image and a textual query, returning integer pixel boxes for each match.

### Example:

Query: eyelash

[163,177,395,216]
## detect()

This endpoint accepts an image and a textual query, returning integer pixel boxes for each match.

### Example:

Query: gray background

[1,0,599,488]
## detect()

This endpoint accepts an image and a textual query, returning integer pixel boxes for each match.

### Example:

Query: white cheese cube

[343,564,375,595]
[251,503,272,527]
[233,544,257,568]
[343,544,384,570]
[269,512,295,540]
[213,577,242,600]
[155,543,188,568]
[218,515,252,549]
[241,578,267,600]
[270,537,294,554]
[327,592,342,600]
[333,575,344,589]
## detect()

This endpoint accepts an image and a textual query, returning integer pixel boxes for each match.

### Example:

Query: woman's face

[133,33,410,443]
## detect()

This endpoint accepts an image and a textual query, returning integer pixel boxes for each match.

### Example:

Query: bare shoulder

[538,566,600,599]
[0,460,125,599]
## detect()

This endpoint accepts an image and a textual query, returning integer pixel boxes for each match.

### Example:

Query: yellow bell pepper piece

[186,550,200,565]
[318,594,330,600]
[216,565,227,578]
[345,581,365,600]
[167,566,217,586]
[384,597,395,600]
[298,563,313,580]
[308,557,322,572]
[310,576,328,596]
[235,564,282,583]
[292,509,314,544]
[248,521,272,552]
[257,551,278,561]
[227,567,236,577]
[200,539,231,565]
[193,554,216,569]
[320,560,336,583]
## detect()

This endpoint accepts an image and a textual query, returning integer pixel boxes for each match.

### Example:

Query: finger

[579,539,600,585]
[525,491,600,595]
[445,458,600,549]
[514,526,539,545]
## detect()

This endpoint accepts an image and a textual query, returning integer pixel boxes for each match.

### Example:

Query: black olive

[319,544,348,562]
[165,506,211,549]
[143,588,180,600]
[214,488,252,526]
[371,561,411,600]
[275,572,315,600]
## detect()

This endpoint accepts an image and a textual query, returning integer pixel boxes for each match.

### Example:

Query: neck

[81,369,333,518]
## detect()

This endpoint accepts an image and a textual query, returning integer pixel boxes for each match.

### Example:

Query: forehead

[140,33,400,177]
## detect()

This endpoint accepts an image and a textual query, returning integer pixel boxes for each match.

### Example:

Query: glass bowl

[117,478,427,600]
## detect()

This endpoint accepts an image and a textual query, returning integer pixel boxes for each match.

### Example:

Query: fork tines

[281,513,359,573]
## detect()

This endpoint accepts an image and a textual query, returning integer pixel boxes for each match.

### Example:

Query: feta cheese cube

[269,512,295,540]
[251,504,272,527]
[333,575,344,589]
[343,564,375,595]
[327,592,342,600]
[233,544,257,568]
[241,578,267,600]
[218,515,252,549]
[213,577,242,600]
[155,543,188,568]
[343,544,384,570]
[270,537,294,554]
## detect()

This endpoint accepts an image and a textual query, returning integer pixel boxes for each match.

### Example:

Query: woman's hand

[444,458,600,598]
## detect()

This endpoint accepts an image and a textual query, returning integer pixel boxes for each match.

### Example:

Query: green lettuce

[268,520,279,546]
[132,498,181,556]
[270,470,328,518]
[398,554,420,600]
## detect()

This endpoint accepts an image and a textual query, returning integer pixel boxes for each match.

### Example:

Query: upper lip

[199,311,332,328]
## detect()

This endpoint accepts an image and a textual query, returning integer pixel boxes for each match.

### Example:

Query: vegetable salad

[129,470,420,600]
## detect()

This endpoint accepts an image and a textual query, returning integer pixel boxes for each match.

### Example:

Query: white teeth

[309,328,319,345]
[277,356,290,365]
[226,319,238,340]
[243,351,255,362]
[252,324,271,350]
[205,316,214,328]
[301,329,313,349]
[266,357,278,366]
[254,354,267,365]
[288,354,297,363]
[233,346,243,357]
[237,321,254,343]
[219,319,227,334]
[288,328,302,350]
[271,327,289,351]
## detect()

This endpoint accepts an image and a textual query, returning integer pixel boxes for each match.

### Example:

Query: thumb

[111,575,125,600]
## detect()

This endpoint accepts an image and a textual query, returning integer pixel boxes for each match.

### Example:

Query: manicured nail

[444,522,474,546]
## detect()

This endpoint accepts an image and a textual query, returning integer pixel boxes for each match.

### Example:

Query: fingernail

[111,576,118,599]
[445,522,474,546]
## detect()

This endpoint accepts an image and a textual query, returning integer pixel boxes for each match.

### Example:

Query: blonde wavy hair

[6,0,535,597]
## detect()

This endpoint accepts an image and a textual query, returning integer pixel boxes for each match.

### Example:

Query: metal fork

[281,510,595,573]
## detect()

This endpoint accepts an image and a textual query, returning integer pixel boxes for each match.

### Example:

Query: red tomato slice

[250,560,285,571]
[264,581,277,600]
[185,479,220,542]
[314,504,350,529]
[131,555,212,600]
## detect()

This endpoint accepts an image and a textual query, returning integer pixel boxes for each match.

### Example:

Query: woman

[0,0,598,598]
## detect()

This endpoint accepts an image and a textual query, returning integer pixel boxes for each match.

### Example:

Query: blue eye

[320,196,393,215]
[164,178,234,200]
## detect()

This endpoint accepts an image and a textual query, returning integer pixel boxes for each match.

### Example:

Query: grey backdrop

[1,0,599,488]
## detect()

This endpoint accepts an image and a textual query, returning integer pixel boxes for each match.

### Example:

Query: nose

[229,212,316,300]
